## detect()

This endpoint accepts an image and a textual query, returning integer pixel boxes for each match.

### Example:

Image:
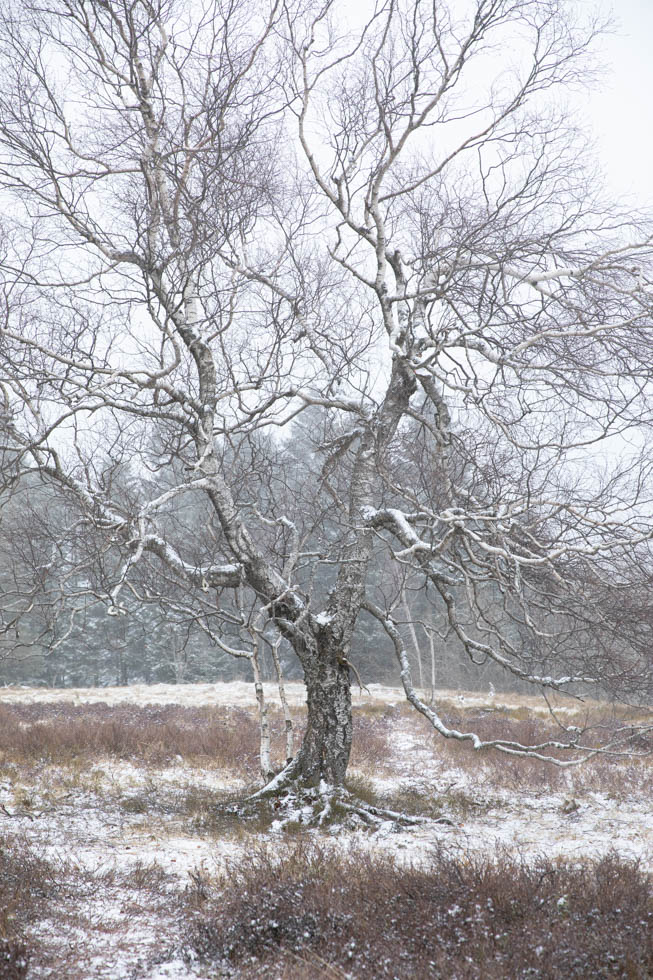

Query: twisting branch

[362,600,649,765]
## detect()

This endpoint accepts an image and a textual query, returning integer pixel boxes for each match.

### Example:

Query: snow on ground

[364,723,652,870]
[0,679,611,717]
[0,680,301,708]
[0,681,650,977]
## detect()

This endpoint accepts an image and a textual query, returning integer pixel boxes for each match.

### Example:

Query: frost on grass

[188,843,653,979]
[0,682,651,977]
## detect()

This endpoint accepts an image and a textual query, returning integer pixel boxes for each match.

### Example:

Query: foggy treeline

[1,404,541,694]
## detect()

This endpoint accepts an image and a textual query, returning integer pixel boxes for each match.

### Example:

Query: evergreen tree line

[2,403,636,697]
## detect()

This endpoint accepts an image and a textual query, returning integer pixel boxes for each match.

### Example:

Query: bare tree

[1,0,652,815]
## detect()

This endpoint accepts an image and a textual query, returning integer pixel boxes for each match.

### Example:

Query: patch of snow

[2,681,650,977]
[1,679,632,724]
[313,611,334,626]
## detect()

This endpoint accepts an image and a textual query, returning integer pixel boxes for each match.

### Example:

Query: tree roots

[231,779,454,833]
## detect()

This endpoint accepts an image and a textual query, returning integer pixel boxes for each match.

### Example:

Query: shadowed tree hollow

[0,0,652,797]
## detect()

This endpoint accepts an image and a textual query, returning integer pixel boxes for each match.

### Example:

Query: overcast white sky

[587,0,653,207]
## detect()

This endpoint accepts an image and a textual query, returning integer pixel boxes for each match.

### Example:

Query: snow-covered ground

[0,679,604,716]
[1,681,650,978]
[370,723,652,869]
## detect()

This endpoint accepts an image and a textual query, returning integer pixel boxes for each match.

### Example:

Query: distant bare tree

[0,0,652,817]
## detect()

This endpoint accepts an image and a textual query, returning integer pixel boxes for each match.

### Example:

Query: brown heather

[0,701,262,770]
[189,844,653,979]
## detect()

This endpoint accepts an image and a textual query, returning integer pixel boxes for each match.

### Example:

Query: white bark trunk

[251,643,272,781]
[270,636,294,763]
[403,599,424,691]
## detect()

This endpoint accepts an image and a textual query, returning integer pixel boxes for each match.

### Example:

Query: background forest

[1,405,538,693]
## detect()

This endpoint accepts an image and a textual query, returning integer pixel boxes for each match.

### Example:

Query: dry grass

[1,696,650,803]
[0,701,263,770]
[188,843,653,979]
[392,705,653,798]
[132,782,272,838]
[0,832,60,979]
[0,687,651,978]
[0,829,182,979]
[349,707,396,769]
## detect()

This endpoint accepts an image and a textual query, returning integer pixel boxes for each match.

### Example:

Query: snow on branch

[361,601,633,766]
[361,506,460,583]
[138,534,242,590]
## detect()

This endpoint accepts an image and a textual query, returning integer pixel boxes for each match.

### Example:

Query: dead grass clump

[176,785,269,838]
[349,710,393,769]
[0,702,261,770]
[0,939,29,980]
[0,832,58,978]
[0,833,55,932]
[123,781,272,838]
[188,844,652,979]
[344,774,456,820]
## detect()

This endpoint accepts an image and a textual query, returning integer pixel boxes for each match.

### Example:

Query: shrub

[0,702,261,769]
[0,939,29,980]
[0,833,57,980]
[189,845,653,979]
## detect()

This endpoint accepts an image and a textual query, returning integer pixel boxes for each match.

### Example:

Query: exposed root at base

[227,782,454,833]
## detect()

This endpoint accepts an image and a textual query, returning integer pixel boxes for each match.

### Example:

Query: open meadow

[0,683,651,979]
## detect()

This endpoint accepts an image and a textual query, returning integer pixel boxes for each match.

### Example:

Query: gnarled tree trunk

[293,647,353,786]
